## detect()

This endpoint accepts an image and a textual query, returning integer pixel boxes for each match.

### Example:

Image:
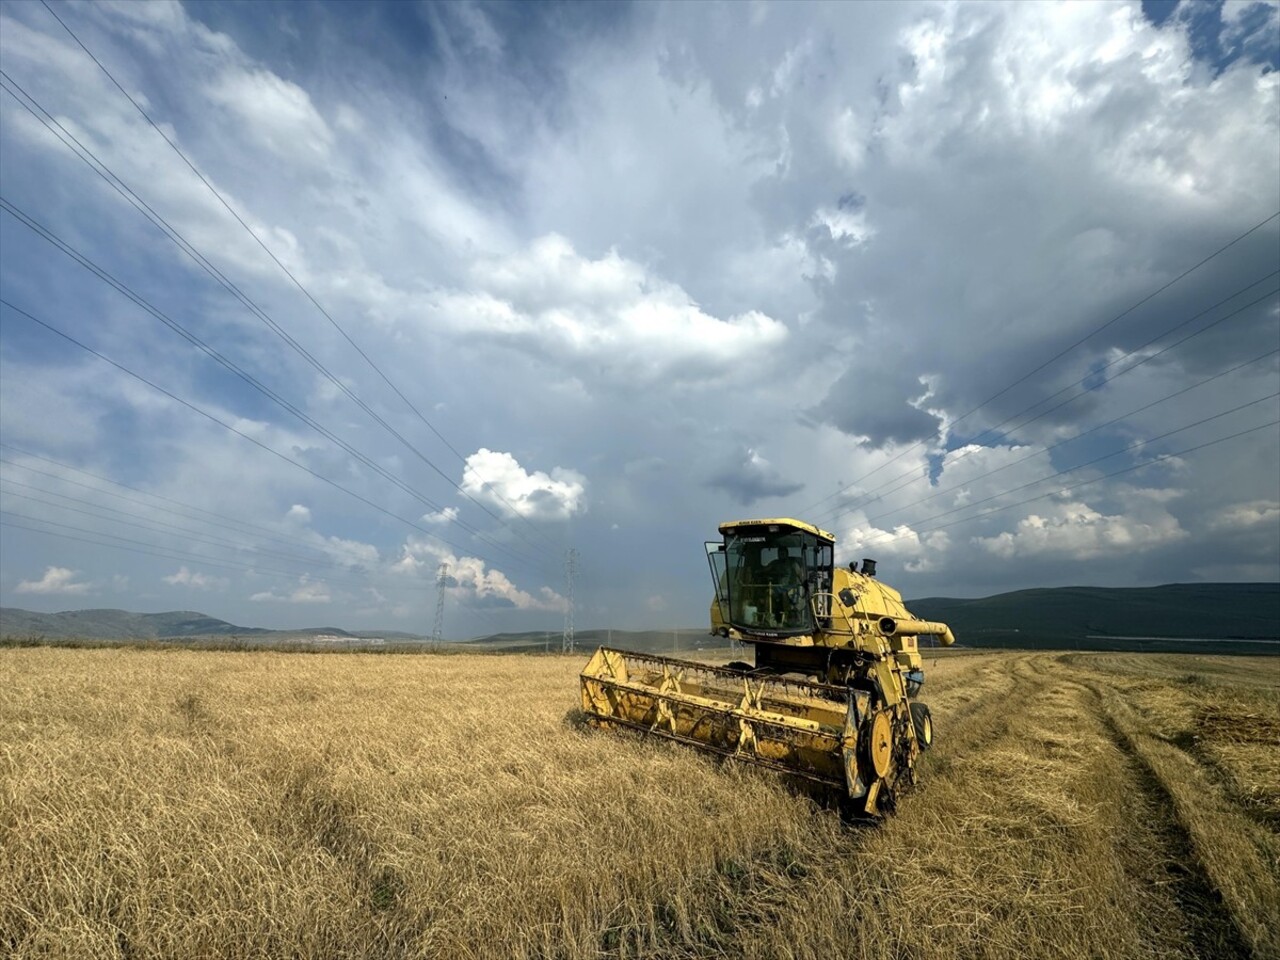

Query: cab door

[705,541,728,627]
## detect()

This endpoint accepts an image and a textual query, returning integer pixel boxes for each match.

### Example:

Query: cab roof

[718,517,836,543]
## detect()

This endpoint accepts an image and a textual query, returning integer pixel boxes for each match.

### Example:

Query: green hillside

[908,583,1279,652]
[470,583,1280,655]
[5,582,1277,654]
[0,608,421,642]
[0,608,266,639]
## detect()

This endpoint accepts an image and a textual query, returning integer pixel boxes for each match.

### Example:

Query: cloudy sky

[1,0,1277,637]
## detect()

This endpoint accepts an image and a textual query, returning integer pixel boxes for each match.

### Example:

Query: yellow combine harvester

[580,518,955,815]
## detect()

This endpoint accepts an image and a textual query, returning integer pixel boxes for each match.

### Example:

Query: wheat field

[1,645,1277,960]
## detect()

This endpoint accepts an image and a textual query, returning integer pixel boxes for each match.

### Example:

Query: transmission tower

[562,548,578,653]
[431,561,448,644]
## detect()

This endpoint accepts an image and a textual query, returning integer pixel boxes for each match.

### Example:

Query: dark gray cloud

[808,363,943,447]
[707,447,804,506]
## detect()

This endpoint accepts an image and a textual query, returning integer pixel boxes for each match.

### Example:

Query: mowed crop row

[1,646,1276,960]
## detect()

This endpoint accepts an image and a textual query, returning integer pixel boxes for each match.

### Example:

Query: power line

[0,298,550,583]
[1,509,516,637]
[850,397,1279,549]
[0,72,554,562]
[0,479,356,573]
[875,417,1279,546]
[801,209,1280,517]
[1,507,539,640]
[0,510,402,593]
[0,449,349,557]
[2,45,584,633]
[1,480,320,565]
[817,274,1278,525]
[1,514,293,579]
[861,346,1280,528]
[27,5,558,550]
[0,458,522,638]
[0,303,561,637]
[977,279,1279,443]
[0,197,547,573]
[819,281,1280,527]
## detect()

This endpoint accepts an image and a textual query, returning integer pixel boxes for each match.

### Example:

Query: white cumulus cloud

[461,448,586,521]
[250,576,332,604]
[163,566,228,590]
[433,234,788,381]
[15,566,92,595]
[422,506,460,526]
[449,553,567,612]
[1208,499,1280,532]
[392,536,566,612]
[974,500,1188,560]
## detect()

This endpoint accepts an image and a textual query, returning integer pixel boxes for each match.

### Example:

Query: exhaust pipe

[878,616,956,647]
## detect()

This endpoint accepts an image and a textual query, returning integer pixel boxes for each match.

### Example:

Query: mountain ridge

[3,582,1276,647]
[0,607,417,641]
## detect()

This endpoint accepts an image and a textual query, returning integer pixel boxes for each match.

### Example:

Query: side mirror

[838,588,857,607]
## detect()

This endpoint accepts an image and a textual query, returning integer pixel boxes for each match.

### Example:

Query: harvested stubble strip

[1089,682,1280,959]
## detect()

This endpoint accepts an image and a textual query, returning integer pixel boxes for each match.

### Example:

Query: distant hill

[471,583,1280,655]
[5,583,1277,653]
[0,607,422,642]
[908,583,1279,651]
[0,608,266,639]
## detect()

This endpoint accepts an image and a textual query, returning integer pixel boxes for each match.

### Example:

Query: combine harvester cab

[580,518,955,816]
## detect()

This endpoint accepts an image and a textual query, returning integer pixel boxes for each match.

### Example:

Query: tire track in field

[1077,675,1256,960]
[862,654,1205,959]
[908,653,1057,814]
[1163,718,1280,835]
[984,661,1253,958]
[926,653,1051,753]
[701,655,1086,960]
[1069,656,1280,834]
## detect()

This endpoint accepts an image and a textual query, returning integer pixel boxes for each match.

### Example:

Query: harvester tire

[723,661,754,673]
[910,702,933,751]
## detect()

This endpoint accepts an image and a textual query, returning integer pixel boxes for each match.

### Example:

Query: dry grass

[1,646,1276,959]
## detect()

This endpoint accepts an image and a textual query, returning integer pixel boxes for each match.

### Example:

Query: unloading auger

[580,518,955,815]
